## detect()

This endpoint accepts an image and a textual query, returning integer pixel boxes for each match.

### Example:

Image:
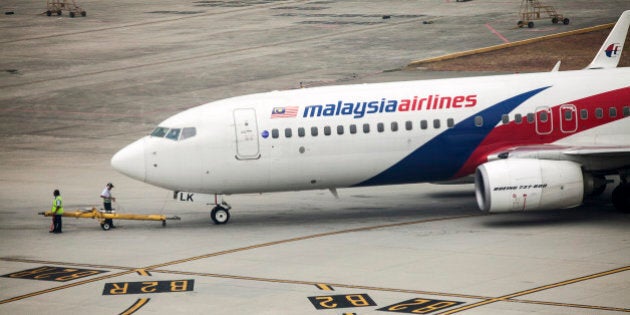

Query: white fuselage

[112,68,630,195]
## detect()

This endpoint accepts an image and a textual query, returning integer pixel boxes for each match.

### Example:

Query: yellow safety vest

[51,196,64,215]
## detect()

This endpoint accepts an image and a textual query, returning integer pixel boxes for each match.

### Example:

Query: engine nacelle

[475,159,584,212]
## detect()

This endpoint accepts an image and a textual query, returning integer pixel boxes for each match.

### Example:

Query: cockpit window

[151,126,195,141]
[165,128,181,141]
[151,127,169,138]
[181,127,197,140]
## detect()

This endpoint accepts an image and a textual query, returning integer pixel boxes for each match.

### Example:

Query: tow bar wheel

[100,221,111,231]
[211,206,230,225]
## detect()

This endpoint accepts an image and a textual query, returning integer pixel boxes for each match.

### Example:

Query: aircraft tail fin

[586,10,630,69]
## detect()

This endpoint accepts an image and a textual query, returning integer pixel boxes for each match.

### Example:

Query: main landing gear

[210,198,232,224]
[612,182,630,212]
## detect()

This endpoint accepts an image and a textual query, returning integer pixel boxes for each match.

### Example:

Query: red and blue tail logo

[605,43,621,58]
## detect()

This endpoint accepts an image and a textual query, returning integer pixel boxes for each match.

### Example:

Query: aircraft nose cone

[111,138,146,182]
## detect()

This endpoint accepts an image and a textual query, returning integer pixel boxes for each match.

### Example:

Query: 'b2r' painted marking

[308,294,376,310]
[2,266,107,282]
[103,279,194,295]
[378,298,464,314]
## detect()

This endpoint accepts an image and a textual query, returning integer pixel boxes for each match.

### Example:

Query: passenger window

[181,127,196,140]
[474,116,484,127]
[580,109,588,120]
[311,126,318,136]
[501,114,509,124]
[377,123,384,133]
[447,118,454,128]
[610,107,617,118]
[337,125,344,135]
[285,128,292,138]
[165,128,181,140]
[540,111,549,122]
[405,121,413,131]
[391,122,398,132]
[349,124,357,134]
[298,127,305,137]
[420,120,428,130]
[151,127,169,138]
[595,108,603,119]
[515,114,522,124]
[564,109,573,121]
[272,129,279,139]
[363,123,370,133]
[624,106,630,117]
[527,113,535,124]
[324,126,331,136]
[433,119,440,129]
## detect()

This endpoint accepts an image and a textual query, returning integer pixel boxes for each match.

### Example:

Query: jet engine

[475,159,584,212]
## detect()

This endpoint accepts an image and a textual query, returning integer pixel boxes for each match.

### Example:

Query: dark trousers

[53,215,62,233]
[104,202,114,227]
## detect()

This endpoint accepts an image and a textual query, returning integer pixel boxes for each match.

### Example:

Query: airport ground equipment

[518,0,569,28]
[45,0,86,17]
[39,208,180,230]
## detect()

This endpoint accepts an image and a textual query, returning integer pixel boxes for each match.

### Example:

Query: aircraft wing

[562,146,630,156]
[494,144,630,172]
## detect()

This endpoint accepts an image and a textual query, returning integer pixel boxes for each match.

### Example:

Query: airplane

[112,11,630,224]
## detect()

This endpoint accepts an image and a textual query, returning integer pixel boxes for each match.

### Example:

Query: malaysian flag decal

[271,106,299,118]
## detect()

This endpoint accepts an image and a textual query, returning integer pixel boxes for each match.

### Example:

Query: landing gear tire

[612,183,630,212]
[589,175,608,197]
[590,183,607,197]
[211,206,230,224]
[101,222,111,231]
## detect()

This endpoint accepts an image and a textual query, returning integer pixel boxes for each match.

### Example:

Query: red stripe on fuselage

[454,86,630,178]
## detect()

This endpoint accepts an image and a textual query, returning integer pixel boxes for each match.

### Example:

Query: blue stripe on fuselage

[354,87,550,187]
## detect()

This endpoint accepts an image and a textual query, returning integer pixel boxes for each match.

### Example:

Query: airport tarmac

[1,0,629,314]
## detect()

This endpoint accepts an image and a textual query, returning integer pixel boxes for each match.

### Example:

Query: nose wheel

[211,205,230,224]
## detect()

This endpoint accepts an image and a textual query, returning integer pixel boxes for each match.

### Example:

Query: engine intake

[475,159,584,212]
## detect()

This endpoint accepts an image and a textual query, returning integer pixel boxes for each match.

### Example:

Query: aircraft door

[233,108,261,160]
[559,104,578,133]
[535,106,553,135]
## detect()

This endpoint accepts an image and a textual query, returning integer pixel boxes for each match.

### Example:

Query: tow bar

[39,208,180,230]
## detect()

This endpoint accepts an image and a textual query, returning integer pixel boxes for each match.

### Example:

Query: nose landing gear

[210,197,232,224]
[211,204,231,224]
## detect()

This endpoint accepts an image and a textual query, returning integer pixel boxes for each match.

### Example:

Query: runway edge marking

[120,298,150,315]
[407,23,615,67]
[507,298,630,313]
[0,270,136,305]
[156,269,630,312]
[0,214,477,305]
[435,265,630,314]
[142,214,479,270]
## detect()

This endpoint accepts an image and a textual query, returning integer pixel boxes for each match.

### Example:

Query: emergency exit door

[535,106,553,135]
[560,104,578,133]
[233,108,260,160]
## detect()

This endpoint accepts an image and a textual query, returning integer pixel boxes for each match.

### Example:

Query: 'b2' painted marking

[308,294,376,310]
[378,298,464,314]
[103,279,194,295]
[2,266,106,282]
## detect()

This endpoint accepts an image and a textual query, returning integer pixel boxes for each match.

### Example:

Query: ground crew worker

[100,182,116,228]
[51,189,63,233]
